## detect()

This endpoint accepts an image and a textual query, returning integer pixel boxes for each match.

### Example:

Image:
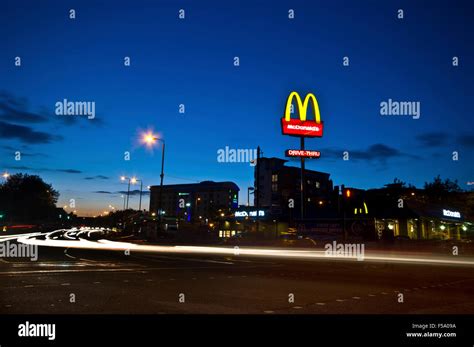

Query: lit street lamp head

[141,131,159,148]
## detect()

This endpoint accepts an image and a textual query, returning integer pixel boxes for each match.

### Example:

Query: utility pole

[138,180,143,211]
[126,178,131,209]
[255,146,261,236]
[158,140,166,230]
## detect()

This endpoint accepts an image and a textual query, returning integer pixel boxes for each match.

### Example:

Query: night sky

[1,0,473,216]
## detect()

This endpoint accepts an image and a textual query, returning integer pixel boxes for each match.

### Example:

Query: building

[254,157,333,218]
[149,181,239,222]
[341,186,474,240]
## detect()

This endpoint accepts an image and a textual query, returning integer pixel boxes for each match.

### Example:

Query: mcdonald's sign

[281,92,323,137]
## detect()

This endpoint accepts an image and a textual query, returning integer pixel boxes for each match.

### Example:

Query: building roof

[149,181,240,192]
[259,156,331,177]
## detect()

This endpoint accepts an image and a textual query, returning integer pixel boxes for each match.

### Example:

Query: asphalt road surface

[1,229,474,314]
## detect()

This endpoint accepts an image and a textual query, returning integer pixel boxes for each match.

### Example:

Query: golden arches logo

[284,92,322,123]
[281,91,323,137]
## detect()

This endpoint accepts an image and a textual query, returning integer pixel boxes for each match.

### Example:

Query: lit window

[272,183,278,192]
[272,174,278,182]
[315,181,320,188]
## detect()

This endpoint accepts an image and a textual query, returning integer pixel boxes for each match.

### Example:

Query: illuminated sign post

[285,150,321,158]
[280,91,324,219]
[235,210,265,218]
[281,92,323,138]
[443,209,461,218]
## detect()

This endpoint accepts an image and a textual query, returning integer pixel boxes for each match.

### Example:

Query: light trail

[15,230,474,267]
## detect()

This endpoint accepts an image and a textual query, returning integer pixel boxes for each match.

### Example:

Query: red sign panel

[281,118,323,137]
[285,149,321,158]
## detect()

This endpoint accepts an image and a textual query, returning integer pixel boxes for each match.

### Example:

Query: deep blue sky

[1,0,473,215]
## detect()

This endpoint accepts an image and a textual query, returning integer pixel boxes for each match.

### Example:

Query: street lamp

[120,176,132,209]
[194,196,201,223]
[1,172,10,181]
[140,131,165,226]
[131,177,144,211]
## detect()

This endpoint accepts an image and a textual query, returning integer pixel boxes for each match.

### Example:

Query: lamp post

[194,196,201,223]
[1,172,10,181]
[120,176,132,209]
[131,177,144,211]
[141,132,165,228]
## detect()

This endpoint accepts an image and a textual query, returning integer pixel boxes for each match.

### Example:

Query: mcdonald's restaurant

[371,200,471,241]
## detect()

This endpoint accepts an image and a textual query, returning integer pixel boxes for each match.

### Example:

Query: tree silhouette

[0,173,59,222]
[424,175,462,201]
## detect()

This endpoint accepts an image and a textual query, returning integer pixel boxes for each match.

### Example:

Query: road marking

[24,285,34,288]
[140,254,234,265]
[264,310,275,314]
[368,294,376,297]
[336,299,345,302]
[0,266,220,276]
[352,296,361,300]
[316,302,326,306]
[293,306,303,309]
[146,279,154,282]
[64,249,76,260]
[60,283,70,286]
[93,281,101,284]
[381,292,388,295]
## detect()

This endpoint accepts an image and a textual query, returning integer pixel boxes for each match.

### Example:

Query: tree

[424,175,462,201]
[0,173,59,222]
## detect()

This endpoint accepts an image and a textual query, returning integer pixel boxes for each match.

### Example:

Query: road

[1,229,474,314]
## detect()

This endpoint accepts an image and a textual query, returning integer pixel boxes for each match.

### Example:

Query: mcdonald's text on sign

[281,92,324,138]
[285,149,321,158]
